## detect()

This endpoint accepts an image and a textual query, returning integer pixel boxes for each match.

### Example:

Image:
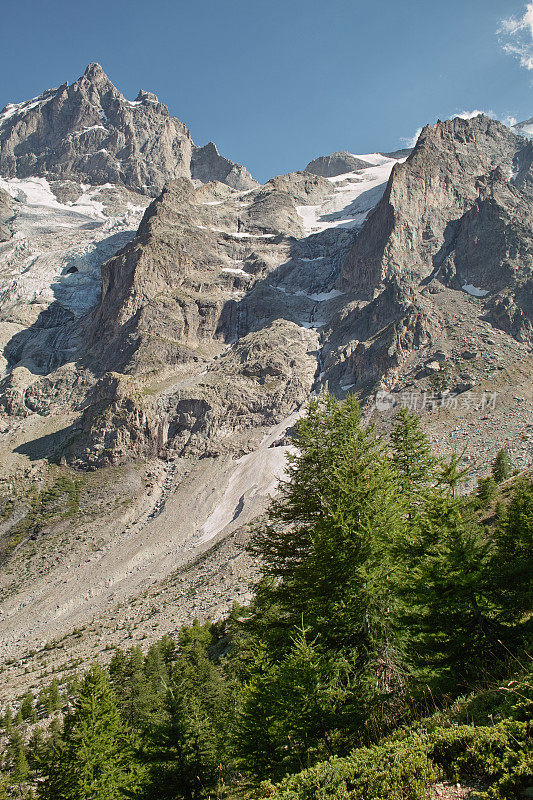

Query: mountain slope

[0,80,530,703]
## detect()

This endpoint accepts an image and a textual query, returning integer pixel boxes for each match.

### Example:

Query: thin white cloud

[400,127,423,147]
[456,109,493,120]
[499,3,533,70]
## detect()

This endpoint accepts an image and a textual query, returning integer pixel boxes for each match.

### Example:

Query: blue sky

[0,0,532,183]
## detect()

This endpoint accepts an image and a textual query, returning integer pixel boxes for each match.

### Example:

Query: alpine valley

[0,63,531,703]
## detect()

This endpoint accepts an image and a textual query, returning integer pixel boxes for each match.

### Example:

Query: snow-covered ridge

[513,118,533,139]
[0,90,54,127]
[296,154,403,235]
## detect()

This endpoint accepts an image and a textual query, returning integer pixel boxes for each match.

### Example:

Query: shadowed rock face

[0,63,255,195]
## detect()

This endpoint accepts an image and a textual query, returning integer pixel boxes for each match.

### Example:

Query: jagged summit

[83,61,107,79]
[304,151,374,177]
[0,64,256,194]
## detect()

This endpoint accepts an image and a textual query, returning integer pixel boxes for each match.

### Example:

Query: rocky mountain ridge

[0,71,530,700]
[0,63,256,195]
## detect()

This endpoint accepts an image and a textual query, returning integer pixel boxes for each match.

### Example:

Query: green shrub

[258,736,436,800]
[429,719,532,799]
[257,710,533,800]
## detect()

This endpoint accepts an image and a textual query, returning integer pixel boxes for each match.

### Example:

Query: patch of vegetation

[0,473,85,558]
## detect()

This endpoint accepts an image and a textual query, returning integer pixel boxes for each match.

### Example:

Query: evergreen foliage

[20,691,33,721]
[38,664,142,800]
[488,479,533,624]
[492,449,513,484]
[477,475,498,505]
[139,622,233,800]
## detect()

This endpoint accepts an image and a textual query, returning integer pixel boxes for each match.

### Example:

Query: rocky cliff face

[315,116,533,402]
[0,63,256,194]
[191,142,256,190]
[340,117,521,291]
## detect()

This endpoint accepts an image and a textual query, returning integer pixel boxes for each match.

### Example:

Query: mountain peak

[82,62,112,86]
[0,65,256,194]
[84,62,105,76]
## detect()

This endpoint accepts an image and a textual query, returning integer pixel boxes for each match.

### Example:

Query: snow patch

[229,231,275,239]
[297,158,400,235]
[270,285,343,302]
[296,289,344,302]
[514,121,533,138]
[71,125,107,137]
[222,267,248,276]
[462,283,489,297]
[195,412,302,546]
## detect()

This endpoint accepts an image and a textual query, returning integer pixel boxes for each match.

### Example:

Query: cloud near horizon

[499,3,533,70]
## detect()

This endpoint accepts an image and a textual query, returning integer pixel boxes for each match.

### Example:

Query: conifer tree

[27,726,47,772]
[476,476,497,506]
[390,408,437,496]
[236,626,341,780]
[243,394,411,754]
[47,679,62,713]
[492,448,513,484]
[20,690,33,721]
[110,645,153,729]
[2,705,12,734]
[398,479,495,692]
[140,623,232,800]
[7,729,29,783]
[249,395,406,659]
[488,479,533,625]
[38,664,142,800]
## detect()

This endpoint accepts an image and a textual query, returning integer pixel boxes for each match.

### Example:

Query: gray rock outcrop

[305,151,372,177]
[0,187,14,241]
[191,142,256,190]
